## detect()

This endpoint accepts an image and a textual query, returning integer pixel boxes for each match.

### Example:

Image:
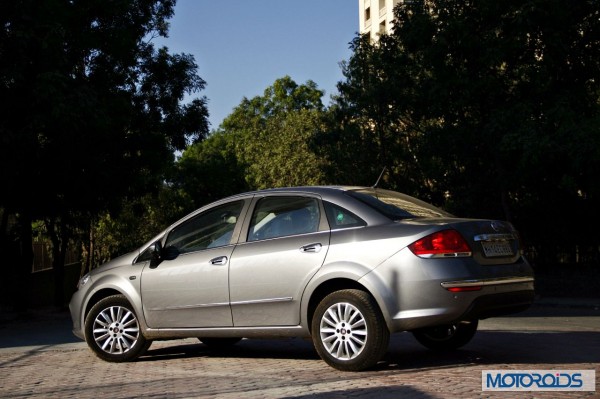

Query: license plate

[481,241,514,257]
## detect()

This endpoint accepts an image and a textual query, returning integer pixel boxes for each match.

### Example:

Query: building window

[365,6,371,22]
[379,20,386,35]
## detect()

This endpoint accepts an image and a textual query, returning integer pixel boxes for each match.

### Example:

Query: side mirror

[149,241,163,268]
[149,242,180,268]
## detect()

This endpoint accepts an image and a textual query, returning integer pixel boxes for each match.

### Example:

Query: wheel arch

[305,278,369,334]
[82,277,144,330]
[84,288,124,321]
[303,261,399,334]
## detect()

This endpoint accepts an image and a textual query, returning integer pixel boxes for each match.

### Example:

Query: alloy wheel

[92,305,140,355]
[319,302,368,360]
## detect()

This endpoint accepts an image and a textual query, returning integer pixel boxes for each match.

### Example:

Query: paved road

[0,303,598,398]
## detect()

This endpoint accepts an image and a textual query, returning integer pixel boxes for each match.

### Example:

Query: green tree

[317,34,432,195]
[396,0,600,261]
[173,131,248,208]
[81,186,193,274]
[327,0,600,263]
[177,76,328,198]
[0,0,209,307]
[225,77,327,189]
[238,108,327,189]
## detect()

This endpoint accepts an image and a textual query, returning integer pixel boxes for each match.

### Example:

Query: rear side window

[248,196,320,241]
[323,201,366,230]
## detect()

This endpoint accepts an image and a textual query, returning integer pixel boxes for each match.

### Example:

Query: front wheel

[85,295,151,362]
[412,320,478,351]
[311,289,389,371]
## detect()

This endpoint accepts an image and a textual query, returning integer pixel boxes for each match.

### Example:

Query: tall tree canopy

[324,0,600,263]
[174,76,328,208]
[0,0,209,306]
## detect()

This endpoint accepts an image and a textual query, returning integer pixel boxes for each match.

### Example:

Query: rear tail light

[408,229,472,258]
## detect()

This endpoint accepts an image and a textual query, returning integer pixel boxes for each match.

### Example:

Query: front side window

[135,242,159,264]
[165,200,244,253]
[248,196,320,241]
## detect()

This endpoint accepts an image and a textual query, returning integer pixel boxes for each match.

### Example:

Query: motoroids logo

[482,370,596,392]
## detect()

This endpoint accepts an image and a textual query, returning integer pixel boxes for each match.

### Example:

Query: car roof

[235,185,366,197]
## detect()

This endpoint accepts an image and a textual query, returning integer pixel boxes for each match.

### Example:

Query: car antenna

[372,167,387,189]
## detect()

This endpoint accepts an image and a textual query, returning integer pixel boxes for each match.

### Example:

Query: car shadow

[140,337,320,362]
[138,330,600,368]
[380,330,600,370]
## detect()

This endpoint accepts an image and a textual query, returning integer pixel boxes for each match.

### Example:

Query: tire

[412,320,478,351]
[198,337,242,348]
[85,295,151,362]
[311,289,389,371]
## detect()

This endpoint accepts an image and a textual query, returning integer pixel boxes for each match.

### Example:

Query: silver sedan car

[69,186,534,371]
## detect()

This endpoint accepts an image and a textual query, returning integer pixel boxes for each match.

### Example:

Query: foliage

[322,0,600,263]
[316,34,433,196]
[0,0,208,219]
[2,1,600,309]
[81,187,193,272]
[173,131,248,208]
[237,108,328,189]
[176,76,328,197]
[0,0,209,306]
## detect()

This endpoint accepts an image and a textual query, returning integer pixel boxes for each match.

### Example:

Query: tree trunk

[48,218,68,308]
[15,212,33,312]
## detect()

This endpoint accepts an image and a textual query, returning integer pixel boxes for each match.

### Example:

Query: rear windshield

[346,188,453,220]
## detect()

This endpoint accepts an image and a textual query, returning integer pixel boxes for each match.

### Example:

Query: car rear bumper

[457,289,535,320]
[439,276,535,319]
[387,276,534,331]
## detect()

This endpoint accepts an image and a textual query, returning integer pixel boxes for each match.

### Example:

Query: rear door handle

[300,243,322,253]
[209,256,228,266]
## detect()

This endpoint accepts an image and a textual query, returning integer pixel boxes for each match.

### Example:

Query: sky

[157,0,360,130]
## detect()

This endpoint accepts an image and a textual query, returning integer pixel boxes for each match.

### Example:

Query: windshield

[347,188,453,220]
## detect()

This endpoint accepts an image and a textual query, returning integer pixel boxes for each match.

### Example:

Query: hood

[90,250,139,276]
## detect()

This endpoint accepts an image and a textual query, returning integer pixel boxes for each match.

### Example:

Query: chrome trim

[441,276,534,289]
[149,297,294,311]
[417,251,472,259]
[474,233,516,242]
[230,297,293,306]
[148,302,230,311]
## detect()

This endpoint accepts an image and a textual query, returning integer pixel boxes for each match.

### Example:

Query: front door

[141,200,246,328]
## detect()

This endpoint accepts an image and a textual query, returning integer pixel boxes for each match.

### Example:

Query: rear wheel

[412,320,478,351]
[311,289,389,371]
[85,295,151,362]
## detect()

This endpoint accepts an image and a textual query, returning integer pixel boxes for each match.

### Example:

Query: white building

[359,0,401,41]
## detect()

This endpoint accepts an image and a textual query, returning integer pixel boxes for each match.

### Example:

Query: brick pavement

[1,333,598,398]
[1,305,599,399]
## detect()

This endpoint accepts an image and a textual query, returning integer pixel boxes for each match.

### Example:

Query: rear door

[229,195,330,326]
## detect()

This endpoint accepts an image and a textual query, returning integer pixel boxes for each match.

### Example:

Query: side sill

[143,325,309,340]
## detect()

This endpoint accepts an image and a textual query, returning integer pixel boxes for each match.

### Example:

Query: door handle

[209,256,228,266]
[300,243,322,253]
